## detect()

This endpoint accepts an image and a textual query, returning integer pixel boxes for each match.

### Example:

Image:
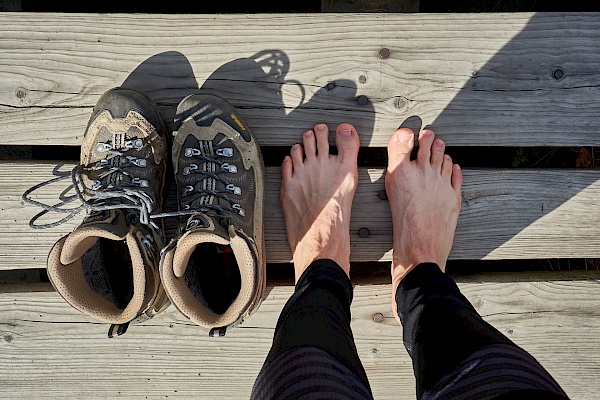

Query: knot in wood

[15,88,26,100]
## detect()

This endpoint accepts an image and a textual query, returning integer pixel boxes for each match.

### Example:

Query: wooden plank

[4,160,600,270]
[1,13,600,146]
[1,273,599,399]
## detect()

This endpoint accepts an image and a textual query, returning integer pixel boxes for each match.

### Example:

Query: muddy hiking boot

[158,94,266,336]
[29,88,170,337]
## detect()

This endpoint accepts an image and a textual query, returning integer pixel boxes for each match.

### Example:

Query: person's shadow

[119,49,376,263]
[121,49,375,145]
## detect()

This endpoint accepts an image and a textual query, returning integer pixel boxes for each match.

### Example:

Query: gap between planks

[3,161,600,270]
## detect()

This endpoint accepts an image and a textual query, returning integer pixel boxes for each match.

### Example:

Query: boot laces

[22,138,159,231]
[152,141,244,223]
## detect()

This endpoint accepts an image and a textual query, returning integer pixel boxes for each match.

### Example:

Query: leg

[386,129,568,399]
[251,123,373,400]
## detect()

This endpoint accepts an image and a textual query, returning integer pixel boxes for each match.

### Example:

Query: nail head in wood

[379,48,390,59]
[359,228,369,238]
[357,95,369,106]
[378,189,388,200]
[553,67,565,81]
[373,313,384,323]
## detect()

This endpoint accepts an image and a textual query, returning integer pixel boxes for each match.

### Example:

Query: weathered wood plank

[1,273,599,399]
[3,161,600,270]
[1,13,600,146]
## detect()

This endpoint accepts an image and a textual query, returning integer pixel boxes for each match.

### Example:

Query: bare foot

[280,123,360,282]
[386,129,463,320]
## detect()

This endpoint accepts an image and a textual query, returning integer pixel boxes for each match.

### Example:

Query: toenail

[316,123,327,131]
[395,132,412,143]
[434,139,444,147]
[304,130,313,137]
[293,143,301,149]
[339,129,352,137]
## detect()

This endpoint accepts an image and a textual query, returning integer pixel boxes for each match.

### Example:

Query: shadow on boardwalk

[371,13,600,261]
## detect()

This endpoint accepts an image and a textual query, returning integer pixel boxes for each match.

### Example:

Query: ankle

[293,246,350,282]
[391,253,439,284]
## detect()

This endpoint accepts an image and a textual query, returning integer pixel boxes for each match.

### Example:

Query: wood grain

[1,273,599,399]
[1,13,600,146]
[4,160,600,270]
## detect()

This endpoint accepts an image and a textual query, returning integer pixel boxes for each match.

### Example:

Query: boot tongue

[81,209,132,233]
[182,212,229,239]
[60,210,131,265]
[172,213,230,278]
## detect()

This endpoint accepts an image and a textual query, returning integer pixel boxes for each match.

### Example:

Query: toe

[314,123,330,155]
[335,123,360,163]
[431,139,445,170]
[451,163,463,191]
[303,130,316,160]
[282,155,293,181]
[387,128,414,172]
[442,154,453,178]
[290,143,304,171]
[417,129,435,164]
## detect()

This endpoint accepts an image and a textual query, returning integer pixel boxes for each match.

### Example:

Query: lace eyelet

[232,203,245,217]
[129,157,147,167]
[124,139,144,149]
[184,148,201,157]
[226,184,242,195]
[183,164,199,176]
[216,148,234,157]
[131,178,149,188]
[96,143,112,152]
[221,163,237,173]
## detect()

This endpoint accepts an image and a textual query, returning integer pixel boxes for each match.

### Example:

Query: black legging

[251,259,568,400]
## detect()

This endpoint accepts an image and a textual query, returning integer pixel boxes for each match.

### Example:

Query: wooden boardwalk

[2,274,600,399]
[1,12,600,399]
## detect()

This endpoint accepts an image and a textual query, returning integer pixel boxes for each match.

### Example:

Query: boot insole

[185,243,241,315]
[82,238,134,309]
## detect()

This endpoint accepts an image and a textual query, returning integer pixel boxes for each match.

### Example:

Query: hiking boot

[159,93,265,336]
[45,88,170,337]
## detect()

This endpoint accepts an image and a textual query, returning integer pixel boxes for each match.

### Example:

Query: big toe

[335,123,360,163]
[387,128,414,171]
